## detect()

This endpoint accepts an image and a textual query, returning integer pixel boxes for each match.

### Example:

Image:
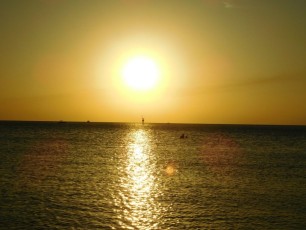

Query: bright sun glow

[122,56,160,91]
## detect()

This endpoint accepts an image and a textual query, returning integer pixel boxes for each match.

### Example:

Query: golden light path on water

[114,129,164,229]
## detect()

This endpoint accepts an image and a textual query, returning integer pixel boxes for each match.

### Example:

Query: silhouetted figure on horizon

[142,117,144,125]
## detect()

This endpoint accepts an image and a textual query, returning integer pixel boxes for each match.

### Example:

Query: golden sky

[0,0,306,124]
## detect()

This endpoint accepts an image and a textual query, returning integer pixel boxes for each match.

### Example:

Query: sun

[122,56,160,91]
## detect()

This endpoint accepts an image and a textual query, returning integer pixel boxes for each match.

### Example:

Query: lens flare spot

[165,163,176,176]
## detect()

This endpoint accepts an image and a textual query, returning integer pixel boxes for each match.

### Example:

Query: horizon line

[0,119,305,127]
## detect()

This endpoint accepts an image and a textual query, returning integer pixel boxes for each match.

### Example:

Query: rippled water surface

[1,121,306,229]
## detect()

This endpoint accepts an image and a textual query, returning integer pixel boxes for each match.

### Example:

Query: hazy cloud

[223,1,234,9]
[222,0,249,9]
[175,73,306,97]
[230,74,306,87]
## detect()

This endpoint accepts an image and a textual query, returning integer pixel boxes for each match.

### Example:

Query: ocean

[0,121,306,229]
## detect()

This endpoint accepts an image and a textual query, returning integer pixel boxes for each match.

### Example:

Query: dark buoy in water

[180,133,188,139]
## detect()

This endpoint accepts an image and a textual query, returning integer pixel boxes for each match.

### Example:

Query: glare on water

[114,129,162,229]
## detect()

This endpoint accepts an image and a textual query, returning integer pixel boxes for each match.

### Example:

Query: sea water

[0,121,306,229]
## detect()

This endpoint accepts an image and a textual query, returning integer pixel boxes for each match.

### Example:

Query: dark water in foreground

[0,121,306,229]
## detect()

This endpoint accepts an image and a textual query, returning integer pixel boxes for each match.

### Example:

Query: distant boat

[58,120,67,124]
[86,120,90,123]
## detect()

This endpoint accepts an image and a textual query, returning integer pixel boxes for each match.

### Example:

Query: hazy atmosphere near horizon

[1,0,306,125]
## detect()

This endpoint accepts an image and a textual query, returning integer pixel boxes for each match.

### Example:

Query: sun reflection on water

[115,129,162,229]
